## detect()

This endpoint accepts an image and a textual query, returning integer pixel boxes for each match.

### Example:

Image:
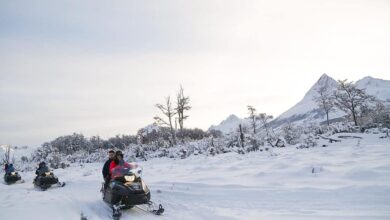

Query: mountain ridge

[210,74,390,133]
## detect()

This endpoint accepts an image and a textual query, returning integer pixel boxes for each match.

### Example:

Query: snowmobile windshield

[111,162,140,179]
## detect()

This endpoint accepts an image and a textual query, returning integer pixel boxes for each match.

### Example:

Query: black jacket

[102,159,113,179]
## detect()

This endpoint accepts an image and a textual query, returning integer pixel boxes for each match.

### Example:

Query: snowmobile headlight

[124,175,135,182]
[45,172,51,176]
[11,172,16,175]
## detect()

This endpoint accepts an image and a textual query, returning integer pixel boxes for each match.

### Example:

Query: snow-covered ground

[1,133,390,220]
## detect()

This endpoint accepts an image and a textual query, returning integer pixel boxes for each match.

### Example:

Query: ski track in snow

[1,133,390,220]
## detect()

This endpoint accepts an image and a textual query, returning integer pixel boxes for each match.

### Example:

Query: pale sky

[1,0,389,146]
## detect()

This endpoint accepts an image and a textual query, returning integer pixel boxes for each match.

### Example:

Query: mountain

[272,74,390,127]
[209,114,248,134]
[271,74,342,127]
[210,74,390,133]
[356,76,390,102]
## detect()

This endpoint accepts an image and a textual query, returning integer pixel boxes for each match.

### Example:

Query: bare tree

[175,86,191,139]
[314,85,334,126]
[259,113,273,135]
[247,105,258,134]
[333,80,374,126]
[154,96,177,145]
[1,144,11,164]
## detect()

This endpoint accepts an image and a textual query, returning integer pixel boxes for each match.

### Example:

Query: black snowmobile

[33,164,65,190]
[4,171,22,184]
[102,162,164,219]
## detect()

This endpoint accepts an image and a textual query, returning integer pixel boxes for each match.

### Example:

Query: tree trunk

[168,115,176,145]
[351,105,358,126]
[326,111,330,126]
[253,117,256,134]
[239,124,244,147]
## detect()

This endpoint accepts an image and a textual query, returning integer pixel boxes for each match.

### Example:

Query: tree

[258,113,273,136]
[258,113,276,147]
[90,135,104,150]
[361,100,390,127]
[154,96,177,145]
[175,86,191,139]
[1,144,11,164]
[333,80,375,126]
[247,105,259,134]
[314,85,334,126]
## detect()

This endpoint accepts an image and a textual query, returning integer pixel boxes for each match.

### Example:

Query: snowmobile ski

[136,201,165,216]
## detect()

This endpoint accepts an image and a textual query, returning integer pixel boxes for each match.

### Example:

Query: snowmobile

[33,165,65,190]
[102,162,164,219]
[3,171,22,184]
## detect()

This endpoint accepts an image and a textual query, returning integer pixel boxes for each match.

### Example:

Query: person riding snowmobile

[33,161,64,190]
[102,150,115,189]
[3,163,22,184]
[102,150,164,219]
[5,163,15,174]
[35,162,49,176]
[109,151,125,175]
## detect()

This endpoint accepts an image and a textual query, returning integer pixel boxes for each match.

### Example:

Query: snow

[1,133,390,219]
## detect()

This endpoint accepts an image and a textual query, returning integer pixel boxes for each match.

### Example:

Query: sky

[1,0,390,146]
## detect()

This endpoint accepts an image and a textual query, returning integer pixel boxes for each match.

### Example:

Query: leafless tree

[247,105,259,134]
[259,113,273,135]
[175,86,191,139]
[154,96,177,145]
[1,144,11,164]
[314,85,334,126]
[333,79,375,126]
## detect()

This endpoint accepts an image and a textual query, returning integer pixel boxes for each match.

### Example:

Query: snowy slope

[209,114,248,134]
[208,75,390,133]
[1,133,390,220]
[272,75,390,127]
[277,74,338,120]
[356,76,390,102]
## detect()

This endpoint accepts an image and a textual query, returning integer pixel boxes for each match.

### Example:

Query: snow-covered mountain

[356,76,390,102]
[272,74,390,127]
[209,114,248,134]
[271,74,342,127]
[211,74,390,132]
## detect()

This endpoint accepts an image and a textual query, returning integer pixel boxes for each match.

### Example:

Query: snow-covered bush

[282,124,302,145]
